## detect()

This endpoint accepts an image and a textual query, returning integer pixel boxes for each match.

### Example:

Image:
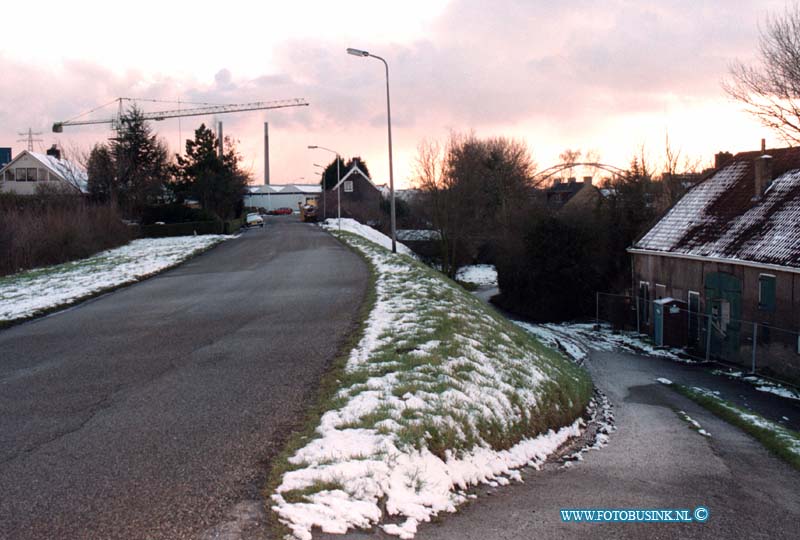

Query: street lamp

[347,47,397,253]
[308,145,341,231]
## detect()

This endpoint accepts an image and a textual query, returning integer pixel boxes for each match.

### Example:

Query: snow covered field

[455,264,497,287]
[0,235,228,324]
[273,227,591,539]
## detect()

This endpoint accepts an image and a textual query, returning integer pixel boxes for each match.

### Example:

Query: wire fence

[595,292,800,386]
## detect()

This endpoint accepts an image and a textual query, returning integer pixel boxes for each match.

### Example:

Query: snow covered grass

[0,235,229,326]
[514,321,693,364]
[710,369,800,402]
[271,230,592,539]
[321,218,417,258]
[675,410,711,438]
[659,380,800,470]
[455,265,497,287]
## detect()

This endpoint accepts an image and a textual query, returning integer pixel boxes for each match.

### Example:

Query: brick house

[628,144,800,380]
[323,163,384,225]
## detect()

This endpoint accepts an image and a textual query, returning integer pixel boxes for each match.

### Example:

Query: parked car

[276,207,293,215]
[246,212,264,228]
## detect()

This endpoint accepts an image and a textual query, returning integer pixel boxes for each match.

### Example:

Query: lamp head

[307,145,318,149]
[347,47,369,57]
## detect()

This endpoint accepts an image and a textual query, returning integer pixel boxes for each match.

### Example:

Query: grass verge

[271,229,593,539]
[669,383,800,471]
[0,236,228,330]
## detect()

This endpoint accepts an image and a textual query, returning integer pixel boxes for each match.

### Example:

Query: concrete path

[320,350,800,539]
[0,216,368,540]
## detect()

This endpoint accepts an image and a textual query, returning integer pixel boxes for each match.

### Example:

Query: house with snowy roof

[243,183,321,211]
[0,146,88,195]
[628,143,800,379]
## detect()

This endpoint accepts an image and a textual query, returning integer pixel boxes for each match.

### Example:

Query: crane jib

[52,98,310,132]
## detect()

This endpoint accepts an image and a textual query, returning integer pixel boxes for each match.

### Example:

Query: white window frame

[758,273,776,305]
[343,180,354,193]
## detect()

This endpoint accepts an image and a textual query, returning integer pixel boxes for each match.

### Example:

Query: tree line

[86,107,249,222]
[408,132,703,322]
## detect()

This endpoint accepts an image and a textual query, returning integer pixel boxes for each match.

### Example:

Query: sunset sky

[0,0,788,188]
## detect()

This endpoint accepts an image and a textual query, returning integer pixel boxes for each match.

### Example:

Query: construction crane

[52,97,309,133]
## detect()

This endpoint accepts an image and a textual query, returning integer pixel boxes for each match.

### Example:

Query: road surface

[0,216,369,540]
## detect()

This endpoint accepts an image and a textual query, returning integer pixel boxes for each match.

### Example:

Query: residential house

[629,144,800,380]
[545,177,594,208]
[0,146,87,195]
[323,163,383,224]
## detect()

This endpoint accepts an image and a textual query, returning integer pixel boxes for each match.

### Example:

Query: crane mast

[53,97,309,132]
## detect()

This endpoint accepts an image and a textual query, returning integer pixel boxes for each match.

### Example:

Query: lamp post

[347,47,396,253]
[308,145,340,231]
[313,163,326,218]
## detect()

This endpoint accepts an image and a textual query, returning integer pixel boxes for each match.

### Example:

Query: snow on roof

[246,183,321,195]
[0,151,88,192]
[633,147,800,269]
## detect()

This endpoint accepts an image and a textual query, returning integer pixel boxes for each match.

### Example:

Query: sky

[0,0,789,188]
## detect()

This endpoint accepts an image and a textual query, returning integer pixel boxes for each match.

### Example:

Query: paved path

[0,216,368,540]
[321,349,800,539]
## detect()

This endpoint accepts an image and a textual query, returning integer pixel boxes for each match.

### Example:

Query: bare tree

[413,133,537,277]
[725,4,800,144]
[558,148,582,181]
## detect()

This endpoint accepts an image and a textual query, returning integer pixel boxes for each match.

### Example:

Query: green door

[704,272,742,359]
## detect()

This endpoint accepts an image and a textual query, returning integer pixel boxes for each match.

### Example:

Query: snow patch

[0,235,229,323]
[455,265,498,287]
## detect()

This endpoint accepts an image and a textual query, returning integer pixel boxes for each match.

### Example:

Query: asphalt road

[0,216,369,540]
[320,349,800,540]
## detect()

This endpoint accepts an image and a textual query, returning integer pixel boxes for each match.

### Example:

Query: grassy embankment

[268,230,593,538]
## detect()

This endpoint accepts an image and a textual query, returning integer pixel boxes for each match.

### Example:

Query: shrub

[0,193,132,276]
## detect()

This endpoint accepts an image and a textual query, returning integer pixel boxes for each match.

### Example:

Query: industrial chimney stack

[264,122,270,185]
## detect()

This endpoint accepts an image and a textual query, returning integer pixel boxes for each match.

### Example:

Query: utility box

[653,298,688,348]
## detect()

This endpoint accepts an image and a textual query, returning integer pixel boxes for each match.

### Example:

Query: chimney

[761,138,766,152]
[264,122,270,185]
[754,154,773,198]
[568,177,576,184]
[46,144,61,160]
[714,151,733,169]
[583,176,593,185]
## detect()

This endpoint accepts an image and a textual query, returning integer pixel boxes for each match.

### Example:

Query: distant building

[244,183,320,211]
[629,145,800,380]
[0,146,87,195]
[545,177,593,208]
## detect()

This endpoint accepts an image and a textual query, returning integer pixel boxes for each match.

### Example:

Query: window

[27,168,38,181]
[15,168,27,181]
[37,168,47,181]
[344,180,354,193]
[758,274,776,312]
